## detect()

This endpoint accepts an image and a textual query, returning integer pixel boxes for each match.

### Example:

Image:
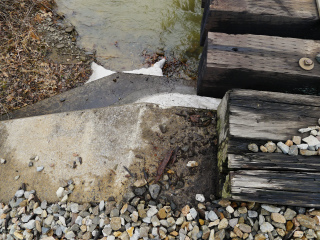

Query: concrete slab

[7,73,195,120]
[0,103,217,206]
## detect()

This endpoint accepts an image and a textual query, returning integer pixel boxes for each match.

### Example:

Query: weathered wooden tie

[200,0,320,46]
[217,89,320,207]
[198,32,320,98]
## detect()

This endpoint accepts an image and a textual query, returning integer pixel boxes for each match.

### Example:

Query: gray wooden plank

[228,153,320,172]
[198,33,320,97]
[200,0,319,45]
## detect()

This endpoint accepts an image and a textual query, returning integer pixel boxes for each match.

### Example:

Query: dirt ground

[0,0,95,117]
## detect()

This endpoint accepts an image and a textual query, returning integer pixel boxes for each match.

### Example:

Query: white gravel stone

[299,127,312,133]
[260,222,274,233]
[65,231,75,239]
[277,142,289,154]
[189,208,198,219]
[61,194,68,203]
[56,187,64,198]
[297,144,309,150]
[226,206,234,214]
[147,206,158,217]
[195,194,205,202]
[261,204,280,213]
[208,210,219,221]
[34,207,43,215]
[248,210,258,218]
[99,200,104,211]
[24,220,35,230]
[36,166,44,172]
[15,190,24,198]
[303,135,320,146]
[70,203,79,213]
[0,159,6,164]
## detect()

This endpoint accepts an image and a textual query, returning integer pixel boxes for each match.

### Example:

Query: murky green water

[55,0,202,75]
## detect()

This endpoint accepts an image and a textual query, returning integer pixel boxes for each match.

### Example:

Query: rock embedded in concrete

[36,166,44,172]
[195,194,205,202]
[149,184,161,199]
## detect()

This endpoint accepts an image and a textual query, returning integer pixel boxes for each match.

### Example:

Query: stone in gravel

[238,206,247,214]
[293,231,304,238]
[255,233,267,240]
[110,217,122,230]
[260,145,268,152]
[303,135,320,146]
[292,136,301,145]
[189,208,197,219]
[196,194,205,202]
[297,144,308,149]
[277,142,289,154]
[70,203,79,213]
[61,194,68,203]
[271,213,286,223]
[226,206,234,213]
[28,162,33,167]
[110,208,119,217]
[123,191,135,202]
[34,207,43,215]
[248,143,259,152]
[56,187,64,198]
[239,223,251,233]
[149,184,161,199]
[103,226,112,236]
[229,218,238,228]
[147,206,158,217]
[296,214,317,229]
[181,205,190,216]
[133,179,147,187]
[65,26,74,33]
[44,215,54,227]
[300,149,318,156]
[15,175,20,180]
[264,141,276,153]
[187,161,198,167]
[310,130,317,136]
[284,208,296,220]
[218,199,231,207]
[260,222,274,233]
[15,190,24,198]
[24,220,35,229]
[99,200,104,211]
[288,145,298,155]
[139,226,149,237]
[134,187,146,196]
[176,216,184,225]
[285,140,293,147]
[218,218,228,229]
[261,204,280,213]
[248,210,258,218]
[208,210,219,221]
[0,158,6,164]
[37,166,44,172]
[157,208,166,219]
[41,200,47,209]
[151,215,160,226]
[65,231,76,239]
[299,127,312,133]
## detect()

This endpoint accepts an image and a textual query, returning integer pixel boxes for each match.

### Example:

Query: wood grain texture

[217,89,320,206]
[198,33,320,98]
[229,170,320,207]
[200,0,319,45]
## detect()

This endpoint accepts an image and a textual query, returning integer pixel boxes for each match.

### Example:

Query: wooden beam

[217,89,320,207]
[198,33,320,98]
[200,0,320,45]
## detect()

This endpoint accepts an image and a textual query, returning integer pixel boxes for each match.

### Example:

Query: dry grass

[0,0,93,116]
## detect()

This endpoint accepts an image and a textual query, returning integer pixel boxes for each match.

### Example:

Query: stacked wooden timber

[200,0,320,46]
[217,89,320,207]
[198,32,320,98]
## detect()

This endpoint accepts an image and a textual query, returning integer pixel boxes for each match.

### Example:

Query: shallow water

[55,0,203,75]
